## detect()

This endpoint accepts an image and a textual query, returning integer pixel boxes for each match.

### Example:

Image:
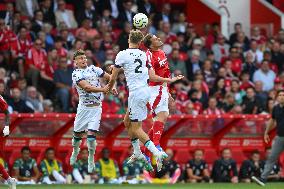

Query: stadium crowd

[0,0,283,114]
[0,146,282,184]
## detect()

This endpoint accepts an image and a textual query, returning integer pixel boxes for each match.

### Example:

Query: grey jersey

[115,48,150,92]
[72,65,104,107]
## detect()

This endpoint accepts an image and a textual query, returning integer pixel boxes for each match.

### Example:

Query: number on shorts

[134,59,142,73]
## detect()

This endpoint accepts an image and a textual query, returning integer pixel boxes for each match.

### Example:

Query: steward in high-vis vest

[40,147,66,184]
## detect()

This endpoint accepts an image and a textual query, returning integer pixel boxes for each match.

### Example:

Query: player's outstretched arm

[77,80,108,93]
[148,69,184,83]
[108,66,120,93]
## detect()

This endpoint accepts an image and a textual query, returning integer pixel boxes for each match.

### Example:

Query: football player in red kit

[142,34,175,164]
[0,95,17,189]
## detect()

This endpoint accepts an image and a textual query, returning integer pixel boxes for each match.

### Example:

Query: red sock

[152,121,164,146]
[0,163,9,180]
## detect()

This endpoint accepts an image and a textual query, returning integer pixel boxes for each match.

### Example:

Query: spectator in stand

[55,0,78,29]
[54,36,68,57]
[68,39,84,61]
[42,99,54,113]
[245,40,263,64]
[229,23,246,45]
[8,88,34,113]
[31,10,44,34]
[17,78,28,100]
[263,148,282,182]
[202,24,215,50]
[271,41,284,72]
[144,149,181,184]
[0,2,14,26]
[241,87,263,114]
[190,79,208,108]
[76,0,98,26]
[239,150,264,183]
[26,38,47,87]
[235,31,250,51]
[251,26,266,46]
[243,51,257,80]
[239,71,254,90]
[189,38,207,62]
[22,19,36,41]
[203,97,224,115]
[41,23,54,50]
[40,0,56,26]
[253,60,276,92]
[169,49,187,78]
[54,56,73,112]
[186,49,202,81]
[122,146,144,184]
[153,3,173,28]
[172,12,187,34]
[72,148,98,184]
[16,0,39,18]
[254,81,268,104]
[185,23,199,49]
[161,22,177,45]
[202,59,216,89]
[137,0,156,17]
[92,36,105,65]
[186,149,210,183]
[97,9,113,29]
[211,148,238,183]
[221,93,236,112]
[228,47,243,76]
[40,147,66,184]
[75,18,99,41]
[212,34,230,63]
[117,22,132,51]
[25,86,44,113]
[102,0,123,19]
[210,77,226,101]
[96,148,120,184]
[207,50,220,72]
[117,0,135,28]
[183,101,199,115]
[13,146,40,184]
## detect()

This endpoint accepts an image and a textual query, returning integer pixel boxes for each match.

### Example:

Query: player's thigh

[74,108,89,133]
[87,107,102,132]
[152,87,169,117]
[128,88,150,121]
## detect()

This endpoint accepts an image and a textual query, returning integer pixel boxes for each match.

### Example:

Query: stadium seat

[0,4,6,11]
[231,149,247,164]
[204,149,218,164]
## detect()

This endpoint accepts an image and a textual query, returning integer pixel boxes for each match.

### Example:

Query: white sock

[52,170,66,183]
[87,137,96,164]
[42,176,52,184]
[131,138,142,155]
[145,140,160,156]
[72,136,82,154]
[72,169,84,184]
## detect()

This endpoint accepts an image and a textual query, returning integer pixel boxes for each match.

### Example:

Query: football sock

[87,135,96,164]
[72,135,82,154]
[131,138,142,155]
[144,140,160,157]
[152,121,164,145]
[0,164,9,180]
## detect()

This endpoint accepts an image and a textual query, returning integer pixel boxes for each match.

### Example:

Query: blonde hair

[129,30,144,44]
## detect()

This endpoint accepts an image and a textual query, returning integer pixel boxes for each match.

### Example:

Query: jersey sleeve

[0,95,8,112]
[146,50,153,69]
[114,51,125,68]
[92,65,105,78]
[72,70,85,85]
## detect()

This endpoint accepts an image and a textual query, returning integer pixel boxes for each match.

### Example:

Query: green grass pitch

[0,183,283,189]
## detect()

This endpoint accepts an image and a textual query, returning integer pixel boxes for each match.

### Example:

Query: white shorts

[74,106,102,133]
[128,86,151,122]
[149,85,169,115]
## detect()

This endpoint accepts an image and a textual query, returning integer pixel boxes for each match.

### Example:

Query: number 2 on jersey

[134,59,142,73]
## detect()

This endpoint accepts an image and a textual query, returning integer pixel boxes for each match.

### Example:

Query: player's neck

[129,44,139,49]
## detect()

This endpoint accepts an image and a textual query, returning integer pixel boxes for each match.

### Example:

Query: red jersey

[146,49,171,86]
[0,95,8,112]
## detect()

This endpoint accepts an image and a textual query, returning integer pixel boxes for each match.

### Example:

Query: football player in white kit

[70,49,114,173]
[108,30,183,171]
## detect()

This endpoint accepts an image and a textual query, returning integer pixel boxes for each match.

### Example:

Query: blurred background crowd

[0,0,284,115]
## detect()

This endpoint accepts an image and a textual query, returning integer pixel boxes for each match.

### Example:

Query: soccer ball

[133,13,148,29]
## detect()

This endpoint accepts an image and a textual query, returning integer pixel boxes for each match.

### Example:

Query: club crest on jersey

[158,57,167,67]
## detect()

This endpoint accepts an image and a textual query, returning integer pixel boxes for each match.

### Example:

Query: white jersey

[72,65,104,108]
[115,48,150,91]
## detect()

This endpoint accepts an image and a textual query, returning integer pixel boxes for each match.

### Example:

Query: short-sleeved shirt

[272,104,284,136]
[186,159,208,177]
[0,95,8,112]
[40,159,63,177]
[54,67,73,86]
[72,65,104,108]
[13,158,37,178]
[115,49,149,92]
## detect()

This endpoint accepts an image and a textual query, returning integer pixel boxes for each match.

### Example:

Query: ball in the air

[133,13,148,29]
